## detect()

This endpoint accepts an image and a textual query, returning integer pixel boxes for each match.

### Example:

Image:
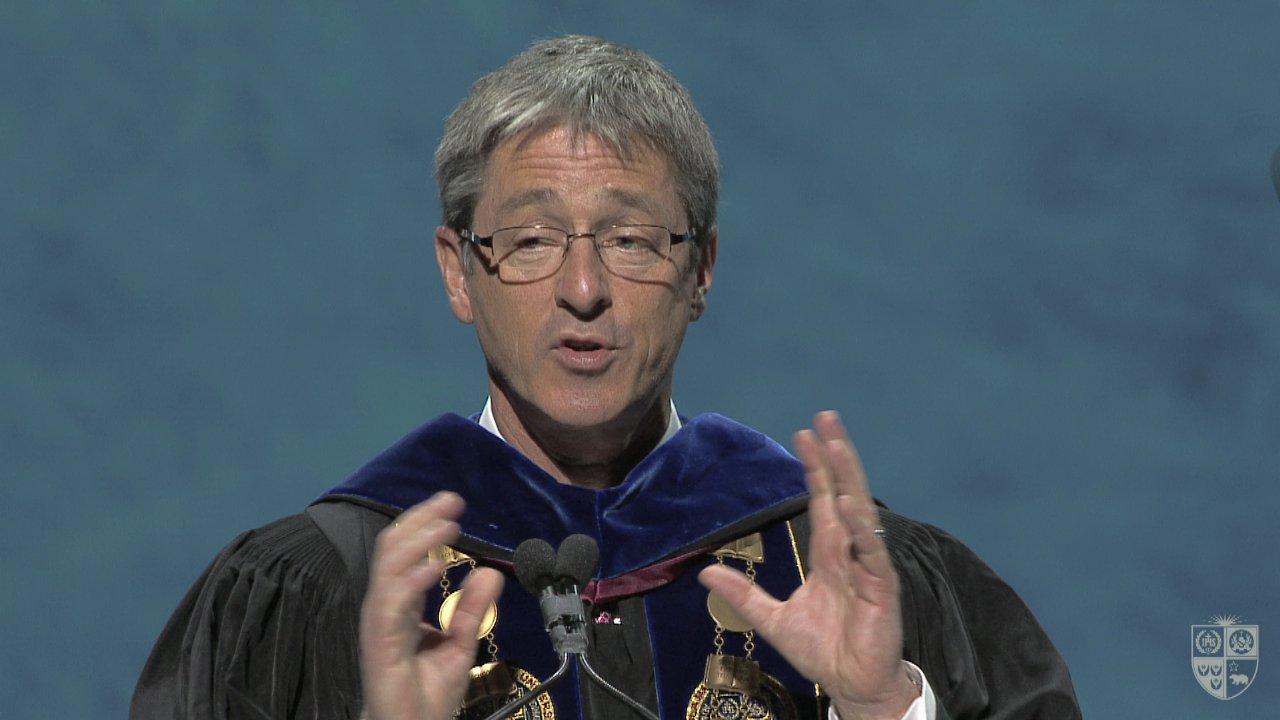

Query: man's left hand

[698,411,919,720]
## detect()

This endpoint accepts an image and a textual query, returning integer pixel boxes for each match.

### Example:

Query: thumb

[443,568,505,645]
[697,564,782,633]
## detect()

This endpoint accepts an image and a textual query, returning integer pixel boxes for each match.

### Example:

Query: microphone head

[1270,146,1280,202]
[513,538,557,595]
[555,534,600,589]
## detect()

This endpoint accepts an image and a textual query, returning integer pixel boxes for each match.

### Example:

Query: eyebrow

[495,188,559,217]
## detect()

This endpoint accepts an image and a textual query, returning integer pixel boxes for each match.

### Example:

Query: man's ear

[435,225,474,324]
[690,227,717,321]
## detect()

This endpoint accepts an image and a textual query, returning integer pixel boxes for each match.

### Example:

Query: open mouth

[563,338,605,352]
[556,336,613,371]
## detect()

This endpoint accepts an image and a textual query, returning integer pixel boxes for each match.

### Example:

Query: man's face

[437,127,714,435]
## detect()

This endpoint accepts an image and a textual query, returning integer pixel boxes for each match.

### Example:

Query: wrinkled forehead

[478,126,681,221]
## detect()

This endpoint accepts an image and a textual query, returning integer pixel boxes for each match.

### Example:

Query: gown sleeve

[130,513,365,720]
[881,511,1081,719]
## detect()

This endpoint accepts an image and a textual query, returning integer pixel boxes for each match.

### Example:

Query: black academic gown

[132,414,1080,720]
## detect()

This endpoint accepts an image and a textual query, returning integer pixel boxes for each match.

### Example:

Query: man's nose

[554,235,612,317]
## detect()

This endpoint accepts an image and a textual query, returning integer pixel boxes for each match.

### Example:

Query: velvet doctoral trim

[320,413,809,579]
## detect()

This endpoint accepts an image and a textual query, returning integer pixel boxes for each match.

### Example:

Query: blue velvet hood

[320,412,810,580]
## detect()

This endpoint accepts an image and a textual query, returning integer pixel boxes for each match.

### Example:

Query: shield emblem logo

[1192,619,1259,700]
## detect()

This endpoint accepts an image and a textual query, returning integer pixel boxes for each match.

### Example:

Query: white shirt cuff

[826,661,936,720]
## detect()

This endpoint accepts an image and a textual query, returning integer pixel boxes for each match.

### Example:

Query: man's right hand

[360,492,505,720]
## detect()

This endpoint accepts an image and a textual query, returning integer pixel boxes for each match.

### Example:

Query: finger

[815,415,893,584]
[826,444,879,534]
[365,494,467,641]
[376,493,466,579]
[441,568,505,646]
[813,412,870,498]
[795,427,846,547]
[372,520,461,604]
[360,555,444,670]
[697,564,783,633]
[387,491,466,537]
[796,426,856,577]
[812,412,880,532]
[836,494,896,583]
[794,428,835,498]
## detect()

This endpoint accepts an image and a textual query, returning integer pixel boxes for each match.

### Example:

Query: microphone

[513,538,557,594]
[484,535,658,720]
[533,534,597,655]
[555,534,600,589]
[1270,146,1280,202]
[480,536,593,720]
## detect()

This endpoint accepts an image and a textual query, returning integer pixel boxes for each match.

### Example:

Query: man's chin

[535,390,661,434]
[539,401,624,432]
[495,376,667,437]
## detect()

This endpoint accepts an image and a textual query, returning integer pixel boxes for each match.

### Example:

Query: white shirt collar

[477,397,683,447]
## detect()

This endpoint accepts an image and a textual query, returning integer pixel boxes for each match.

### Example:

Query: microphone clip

[538,583,589,655]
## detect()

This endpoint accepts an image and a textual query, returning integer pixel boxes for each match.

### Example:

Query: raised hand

[698,411,918,720]
[360,492,505,720]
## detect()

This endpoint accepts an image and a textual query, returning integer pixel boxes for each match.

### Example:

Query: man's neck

[481,395,678,489]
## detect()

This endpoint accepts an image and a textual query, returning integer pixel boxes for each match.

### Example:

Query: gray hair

[434,36,720,246]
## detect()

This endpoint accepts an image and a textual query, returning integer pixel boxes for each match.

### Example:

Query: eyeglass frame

[459,224,697,280]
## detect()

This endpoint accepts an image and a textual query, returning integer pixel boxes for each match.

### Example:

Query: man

[132,36,1080,720]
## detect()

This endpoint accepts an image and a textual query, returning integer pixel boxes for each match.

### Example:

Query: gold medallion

[429,545,473,568]
[707,592,754,633]
[455,662,555,720]
[691,533,797,720]
[714,533,765,563]
[686,657,797,720]
[702,655,762,694]
[438,590,499,639]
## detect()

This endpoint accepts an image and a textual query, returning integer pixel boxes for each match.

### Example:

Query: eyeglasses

[461,225,694,282]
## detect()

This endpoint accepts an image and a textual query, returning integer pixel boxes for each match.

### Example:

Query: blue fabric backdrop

[3,2,1278,718]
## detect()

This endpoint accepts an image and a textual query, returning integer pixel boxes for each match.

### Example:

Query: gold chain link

[713,554,727,654]
[743,560,758,659]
